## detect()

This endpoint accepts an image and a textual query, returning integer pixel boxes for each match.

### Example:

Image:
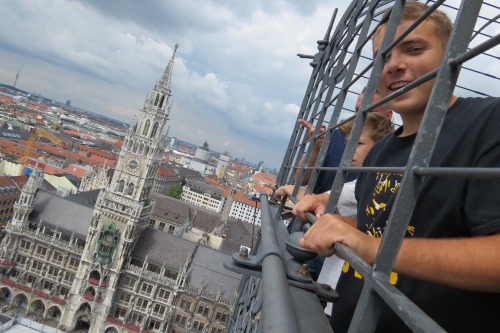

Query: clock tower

[61,45,178,331]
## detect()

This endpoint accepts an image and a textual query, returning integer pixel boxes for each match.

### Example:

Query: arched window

[139,143,144,154]
[127,183,134,196]
[117,180,125,192]
[151,122,159,138]
[154,94,160,106]
[142,120,151,136]
[159,95,166,108]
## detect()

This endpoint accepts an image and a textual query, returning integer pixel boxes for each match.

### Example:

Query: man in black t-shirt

[293,2,500,332]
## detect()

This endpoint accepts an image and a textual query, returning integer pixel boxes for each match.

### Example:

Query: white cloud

[0,0,495,169]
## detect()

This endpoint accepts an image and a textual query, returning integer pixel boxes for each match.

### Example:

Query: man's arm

[299,214,500,292]
[294,119,325,185]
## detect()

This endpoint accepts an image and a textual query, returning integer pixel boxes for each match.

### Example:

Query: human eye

[406,45,425,54]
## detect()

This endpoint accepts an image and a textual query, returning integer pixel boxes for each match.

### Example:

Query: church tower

[61,45,178,331]
[0,171,42,274]
[11,171,42,229]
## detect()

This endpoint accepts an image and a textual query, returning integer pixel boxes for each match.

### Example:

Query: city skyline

[0,0,360,170]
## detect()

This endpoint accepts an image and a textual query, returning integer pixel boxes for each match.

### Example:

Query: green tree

[168,184,183,199]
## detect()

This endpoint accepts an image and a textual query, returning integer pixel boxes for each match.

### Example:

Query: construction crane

[21,127,66,170]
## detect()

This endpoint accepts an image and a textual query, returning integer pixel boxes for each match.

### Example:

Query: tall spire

[154,43,178,97]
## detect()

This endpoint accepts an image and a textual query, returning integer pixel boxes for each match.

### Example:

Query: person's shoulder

[455,96,500,112]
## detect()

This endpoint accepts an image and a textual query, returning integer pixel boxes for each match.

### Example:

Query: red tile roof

[77,145,118,160]
[157,167,178,179]
[251,172,277,185]
[253,183,273,195]
[64,165,88,178]
[43,164,64,175]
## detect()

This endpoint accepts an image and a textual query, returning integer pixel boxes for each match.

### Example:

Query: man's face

[373,19,444,117]
[355,92,392,119]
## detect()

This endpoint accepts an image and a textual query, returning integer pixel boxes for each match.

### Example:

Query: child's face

[351,129,375,167]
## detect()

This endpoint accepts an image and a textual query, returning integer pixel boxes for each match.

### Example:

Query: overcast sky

[0,1,498,170]
[0,0,356,170]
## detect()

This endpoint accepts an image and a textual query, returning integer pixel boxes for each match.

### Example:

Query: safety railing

[225,0,500,332]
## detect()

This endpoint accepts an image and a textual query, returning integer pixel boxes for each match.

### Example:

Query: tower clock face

[126,158,141,172]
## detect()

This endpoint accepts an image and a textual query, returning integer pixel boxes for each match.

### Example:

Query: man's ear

[386,109,393,120]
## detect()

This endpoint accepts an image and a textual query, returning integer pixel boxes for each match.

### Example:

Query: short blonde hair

[377,1,452,49]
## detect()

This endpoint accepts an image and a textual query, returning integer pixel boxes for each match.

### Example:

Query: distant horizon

[0,82,275,172]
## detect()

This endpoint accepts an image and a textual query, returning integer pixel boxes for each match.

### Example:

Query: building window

[180,298,191,310]
[131,313,144,325]
[157,288,170,301]
[197,304,209,316]
[136,298,148,310]
[9,269,19,278]
[68,257,80,269]
[64,272,75,282]
[16,254,27,265]
[115,307,127,318]
[140,282,153,295]
[147,263,160,274]
[48,266,59,278]
[153,304,166,316]
[192,321,204,331]
[60,286,69,297]
[123,276,136,289]
[158,222,165,231]
[215,311,228,323]
[31,260,43,271]
[168,225,175,234]
[119,292,131,303]
[174,315,186,325]
[148,318,162,330]
[43,281,54,291]
[20,240,31,250]
[35,245,47,257]
[52,251,63,263]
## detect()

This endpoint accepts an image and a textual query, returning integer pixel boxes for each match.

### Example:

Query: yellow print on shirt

[342,261,399,285]
[366,172,403,217]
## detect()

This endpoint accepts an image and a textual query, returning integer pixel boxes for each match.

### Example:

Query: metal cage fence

[225,1,500,332]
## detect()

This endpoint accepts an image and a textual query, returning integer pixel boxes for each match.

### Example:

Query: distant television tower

[13,68,20,88]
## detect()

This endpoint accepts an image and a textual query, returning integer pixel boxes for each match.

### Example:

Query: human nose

[385,51,406,74]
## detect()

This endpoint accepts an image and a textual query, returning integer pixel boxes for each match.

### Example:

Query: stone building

[0,46,242,333]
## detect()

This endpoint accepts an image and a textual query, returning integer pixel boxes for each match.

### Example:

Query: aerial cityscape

[0,41,277,333]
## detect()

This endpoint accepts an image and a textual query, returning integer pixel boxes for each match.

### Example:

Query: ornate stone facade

[0,47,241,333]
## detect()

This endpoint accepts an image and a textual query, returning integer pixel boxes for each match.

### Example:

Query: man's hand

[292,193,329,221]
[298,213,380,261]
[298,119,326,150]
[273,185,294,202]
